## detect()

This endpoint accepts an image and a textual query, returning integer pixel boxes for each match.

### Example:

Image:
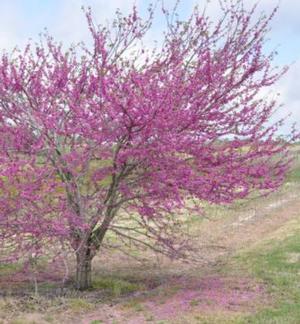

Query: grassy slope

[220,156,300,323]
[182,228,300,324]
[237,229,300,323]
[224,155,300,323]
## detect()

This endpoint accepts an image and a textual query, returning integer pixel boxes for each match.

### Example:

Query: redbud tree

[0,1,291,289]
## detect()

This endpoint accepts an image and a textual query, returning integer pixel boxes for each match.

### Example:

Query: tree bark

[75,249,93,290]
[74,207,118,290]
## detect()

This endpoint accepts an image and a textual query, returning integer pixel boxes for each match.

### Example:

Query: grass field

[238,231,300,323]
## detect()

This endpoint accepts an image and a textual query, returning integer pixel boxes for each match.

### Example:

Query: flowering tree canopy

[0,1,291,289]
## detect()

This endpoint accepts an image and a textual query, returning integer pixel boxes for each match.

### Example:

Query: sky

[0,0,299,135]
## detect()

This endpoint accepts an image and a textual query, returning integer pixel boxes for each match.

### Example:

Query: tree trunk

[75,251,93,290]
[74,208,116,290]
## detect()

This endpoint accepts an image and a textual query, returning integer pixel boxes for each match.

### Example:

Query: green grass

[68,298,95,312]
[234,231,300,323]
[90,276,144,297]
[0,262,22,276]
[286,166,300,182]
[286,155,300,183]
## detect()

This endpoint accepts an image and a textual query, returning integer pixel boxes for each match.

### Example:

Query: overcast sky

[0,0,298,135]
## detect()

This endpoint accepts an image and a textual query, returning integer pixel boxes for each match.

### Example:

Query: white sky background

[0,0,298,135]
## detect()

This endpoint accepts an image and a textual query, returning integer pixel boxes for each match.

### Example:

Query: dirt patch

[286,252,300,263]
